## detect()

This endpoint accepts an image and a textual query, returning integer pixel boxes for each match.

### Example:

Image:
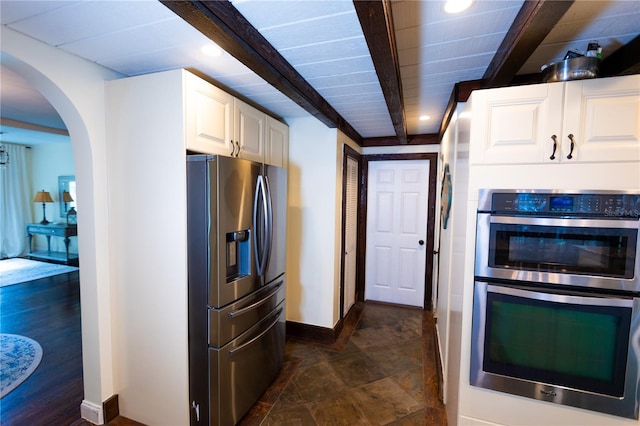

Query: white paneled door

[365,160,430,307]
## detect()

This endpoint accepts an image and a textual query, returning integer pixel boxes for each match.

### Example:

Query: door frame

[358,153,438,310]
[339,144,362,319]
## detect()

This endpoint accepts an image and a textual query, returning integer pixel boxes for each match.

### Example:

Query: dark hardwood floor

[0,270,84,426]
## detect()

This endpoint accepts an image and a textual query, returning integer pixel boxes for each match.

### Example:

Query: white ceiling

[0,0,638,146]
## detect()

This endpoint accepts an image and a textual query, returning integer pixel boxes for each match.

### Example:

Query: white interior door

[343,156,358,316]
[365,160,429,307]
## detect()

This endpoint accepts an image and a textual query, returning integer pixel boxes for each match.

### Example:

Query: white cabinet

[470,74,640,165]
[185,72,233,156]
[233,98,265,163]
[232,100,289,167]
[563,75,640,163]
[265,116,289,168]
[185,73,289,167]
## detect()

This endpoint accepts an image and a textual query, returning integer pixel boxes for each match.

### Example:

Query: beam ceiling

[482,0,574,88]
[354,0,407,144]
[161,0,363,144]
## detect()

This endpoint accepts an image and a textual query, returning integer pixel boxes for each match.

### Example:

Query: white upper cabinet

[470,83,563,164]
[562,75,640,163]
[265,116,289,168]
[185,72,233,156]
[184,72,289,167]
[470,74,640,165]
[233,99,265,163]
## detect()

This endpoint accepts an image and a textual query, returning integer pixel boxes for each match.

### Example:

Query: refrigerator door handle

[228,306,284,357]
[227,280,283,319]
[263,175,274,274]
[253,175,269,277]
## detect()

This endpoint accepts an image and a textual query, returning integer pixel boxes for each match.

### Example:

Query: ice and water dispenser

[225,230,250,282]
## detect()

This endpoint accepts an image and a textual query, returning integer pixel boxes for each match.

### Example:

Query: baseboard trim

[286,320,338,344]
[80,400,103,425]
[103,394,119,423]
[79,394,119,425]
[285,303,362,345]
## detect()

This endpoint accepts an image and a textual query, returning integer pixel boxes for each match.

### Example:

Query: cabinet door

[470,83,563,164]
[265,116,289,168]
[185,73,234,156]
[562,75,640,163]
[234,99,265,163]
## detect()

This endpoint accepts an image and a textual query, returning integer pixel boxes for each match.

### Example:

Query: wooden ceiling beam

[483,0,574,88]
[361,134,438,147]
[160,0,363,144]
[438,1,574,141]
[354,0,407,144]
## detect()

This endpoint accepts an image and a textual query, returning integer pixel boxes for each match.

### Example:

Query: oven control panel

[484,191,640,218]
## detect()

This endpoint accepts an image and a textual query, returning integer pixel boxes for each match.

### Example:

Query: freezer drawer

[208,278,284,347]
[210,301,285,426]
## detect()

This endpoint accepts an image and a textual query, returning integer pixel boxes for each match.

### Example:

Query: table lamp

[62,190,74,213]
[33,190,54,224]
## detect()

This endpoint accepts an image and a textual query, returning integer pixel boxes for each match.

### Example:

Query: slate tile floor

[97,302,447,426]
[240,302,448,426]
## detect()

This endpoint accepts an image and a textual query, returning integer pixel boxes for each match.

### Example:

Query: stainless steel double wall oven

[471,189,640,419]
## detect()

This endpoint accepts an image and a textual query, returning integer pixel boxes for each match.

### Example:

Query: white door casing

[343,156,359,316]
[365,160,429,307]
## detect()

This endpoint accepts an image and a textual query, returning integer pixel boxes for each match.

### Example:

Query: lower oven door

[471,280,640,419]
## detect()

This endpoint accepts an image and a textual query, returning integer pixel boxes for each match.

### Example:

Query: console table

[26,223,78,265]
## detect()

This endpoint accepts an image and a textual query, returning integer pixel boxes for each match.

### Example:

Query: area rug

[0,333,43,398]
[0,258,78,288]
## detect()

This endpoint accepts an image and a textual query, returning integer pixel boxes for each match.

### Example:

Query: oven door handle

[486,283,636,308]
[488,215,640,229]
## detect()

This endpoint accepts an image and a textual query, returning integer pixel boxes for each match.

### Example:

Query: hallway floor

[239,302,447,425]
[100,303,447,425]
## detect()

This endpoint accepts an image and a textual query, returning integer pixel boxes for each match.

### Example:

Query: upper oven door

[475,214,640,292]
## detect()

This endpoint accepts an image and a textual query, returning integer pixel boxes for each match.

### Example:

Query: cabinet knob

[419,240,425,246]
[566,134,575,159]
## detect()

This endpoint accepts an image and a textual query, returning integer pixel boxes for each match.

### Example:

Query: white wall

[440,105,470,424]
[105,70,189,425]
[1,26,121,422]
[286,116,341,328]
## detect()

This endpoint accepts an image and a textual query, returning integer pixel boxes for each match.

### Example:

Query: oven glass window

[484,290,632,397]
[490,224,637,278]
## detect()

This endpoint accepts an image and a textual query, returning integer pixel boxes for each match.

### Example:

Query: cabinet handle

[235,141,240,157]
[549,135,557,160]
[566,134,575,159]
[230,140,236,157]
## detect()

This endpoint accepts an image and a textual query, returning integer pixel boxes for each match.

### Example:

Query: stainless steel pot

[542,56,600,83]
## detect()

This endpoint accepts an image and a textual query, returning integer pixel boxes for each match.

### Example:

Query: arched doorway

[1,26,120,423]
[0,62,83,424]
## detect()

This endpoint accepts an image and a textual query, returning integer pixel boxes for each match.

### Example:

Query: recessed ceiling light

[419,115,431,121]
[444,0,474,14]
[201,43,222,57]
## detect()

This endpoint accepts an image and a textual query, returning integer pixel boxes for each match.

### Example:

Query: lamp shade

[62,190,74,203]
[33,190,54,203]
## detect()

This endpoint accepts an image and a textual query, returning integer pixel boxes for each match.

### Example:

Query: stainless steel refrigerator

[186,155,287,425]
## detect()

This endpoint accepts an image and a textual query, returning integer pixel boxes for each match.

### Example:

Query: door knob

[419,240,425,246]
